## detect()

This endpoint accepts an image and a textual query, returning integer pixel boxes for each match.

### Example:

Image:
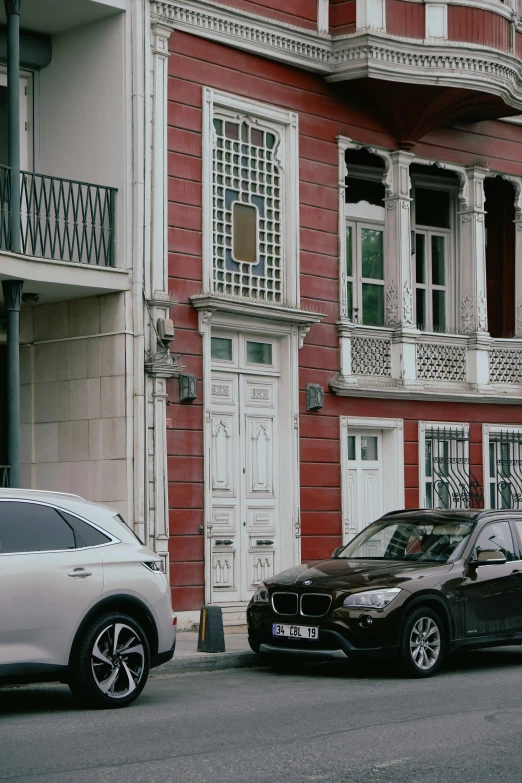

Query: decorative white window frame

[202,87,300,308]
[411,173,458,333]
[340,416,404,544]
[418,420,470,508]
[483,423,522,510]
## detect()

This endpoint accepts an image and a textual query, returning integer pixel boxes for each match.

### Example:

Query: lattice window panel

[416,343,466,382]
[489,349,522,384]
[351,336,392,376]
[212,115,282,302]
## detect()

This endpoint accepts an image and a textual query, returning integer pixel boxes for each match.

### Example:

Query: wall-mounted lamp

[179,374,198,402]
[306,383,324,412]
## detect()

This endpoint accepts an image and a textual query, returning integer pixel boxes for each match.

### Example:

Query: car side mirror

[331,546,343,559]
[470,550,507,566]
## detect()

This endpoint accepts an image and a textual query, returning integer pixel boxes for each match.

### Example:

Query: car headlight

[251,584,269,604]
[343,588,401,610]
[142,560,165,573]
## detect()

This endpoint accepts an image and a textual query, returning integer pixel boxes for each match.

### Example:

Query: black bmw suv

[247,509,522,677]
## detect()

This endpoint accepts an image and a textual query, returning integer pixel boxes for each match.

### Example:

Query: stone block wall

[19,292,130,518]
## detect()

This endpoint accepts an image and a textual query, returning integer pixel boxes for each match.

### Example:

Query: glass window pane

[60,511,111,547]
[431,236,445,285]
[432,290,446,330]
[361,229,383,280]
[347,281,353,321]
[473,521,516,561]
[425,440,432,477]
[211,337,233,361]
[348,436,356,461]
[246,341,272,365]
[346,226,353,277]
[0,502,76,553]
[415,233,425,283]
[232,202,257,264]
[489,442,496,479]
[426,482,433,509]
[362,283,384,326]
[415,188,450,228]
[416,288,426,330]
[361,436,378,461]
[490,483,496,510]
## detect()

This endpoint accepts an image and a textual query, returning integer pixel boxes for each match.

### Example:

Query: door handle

[512,570,522,576]
[67,568,92,578]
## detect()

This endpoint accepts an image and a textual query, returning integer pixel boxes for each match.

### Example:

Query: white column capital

[151,21,172,56]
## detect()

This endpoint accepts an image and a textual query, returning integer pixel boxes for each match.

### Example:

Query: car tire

[69,612,150,709]
[399,607,445,678]
[248,639,261,653]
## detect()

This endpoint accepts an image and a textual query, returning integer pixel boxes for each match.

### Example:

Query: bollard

[197,605,226,653]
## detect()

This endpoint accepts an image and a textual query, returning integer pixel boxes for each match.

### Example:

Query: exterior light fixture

[179,374,198,402]
[306,384,324,412]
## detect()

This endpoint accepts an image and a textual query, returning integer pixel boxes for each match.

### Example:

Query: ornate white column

[459,165,490,386]
[145,22,180,567]
[384,150,417,381]
[505,176,522,337]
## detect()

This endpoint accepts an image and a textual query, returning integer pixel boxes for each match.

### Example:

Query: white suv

[0,489,176,708]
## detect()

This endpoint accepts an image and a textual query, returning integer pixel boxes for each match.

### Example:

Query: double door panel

[210,372,279,602]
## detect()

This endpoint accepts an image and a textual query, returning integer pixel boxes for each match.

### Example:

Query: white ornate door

[344,430,384,547]
[209,338,280,603]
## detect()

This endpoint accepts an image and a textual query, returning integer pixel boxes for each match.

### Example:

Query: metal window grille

[212,116,282,302]
[0,164,116,266]
[424,427,483,509]
[488,431,522,510]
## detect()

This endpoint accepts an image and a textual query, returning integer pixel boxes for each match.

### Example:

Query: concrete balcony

[331,324,522,402]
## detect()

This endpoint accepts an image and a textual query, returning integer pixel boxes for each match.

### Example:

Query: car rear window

[58,511,112,547]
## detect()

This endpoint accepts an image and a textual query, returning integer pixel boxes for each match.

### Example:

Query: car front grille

[272,592,298,615]
[301,593,332,617]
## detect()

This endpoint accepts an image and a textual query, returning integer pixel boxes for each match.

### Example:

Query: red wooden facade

[166,10,522,611]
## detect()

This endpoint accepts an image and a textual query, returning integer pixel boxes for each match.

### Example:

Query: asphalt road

[3,649,522,783]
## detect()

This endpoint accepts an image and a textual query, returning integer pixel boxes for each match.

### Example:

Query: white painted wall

[37,13,127,267]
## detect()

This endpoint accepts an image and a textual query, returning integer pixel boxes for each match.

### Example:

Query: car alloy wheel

[399,607,444,678]
[69,612,150,709]
[409,616,441,671]
[91,622,145,699]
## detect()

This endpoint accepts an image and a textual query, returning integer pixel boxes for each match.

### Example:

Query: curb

[153,650,260,675]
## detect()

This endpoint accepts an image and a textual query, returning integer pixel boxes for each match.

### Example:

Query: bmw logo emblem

[303,580,312,586]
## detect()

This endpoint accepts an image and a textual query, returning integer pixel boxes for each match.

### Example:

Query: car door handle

[512,570,522,576]
[67,568,92,578]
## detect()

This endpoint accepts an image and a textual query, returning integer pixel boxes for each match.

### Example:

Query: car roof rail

[381,508,425,517]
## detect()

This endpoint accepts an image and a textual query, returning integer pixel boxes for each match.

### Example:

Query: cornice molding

[151,0,522,110]
[191,292,325,327]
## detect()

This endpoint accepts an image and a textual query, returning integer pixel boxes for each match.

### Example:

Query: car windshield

[337,518,477,563]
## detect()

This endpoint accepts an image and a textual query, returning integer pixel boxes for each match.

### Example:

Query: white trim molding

[151,0,522,111]
[340,415,405,544]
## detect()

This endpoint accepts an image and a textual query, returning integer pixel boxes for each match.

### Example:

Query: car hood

[265,559,454,592]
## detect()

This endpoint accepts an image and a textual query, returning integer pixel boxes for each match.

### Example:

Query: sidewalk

[153,632,260,675]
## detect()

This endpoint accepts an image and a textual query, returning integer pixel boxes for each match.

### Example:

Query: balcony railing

[0,465,10,488]
[0,165,116,267]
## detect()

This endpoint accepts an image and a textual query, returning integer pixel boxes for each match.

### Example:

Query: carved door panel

[209,371,279,602]
[210,375,241,602]
[242,376,279,601]
[344,430,384,548]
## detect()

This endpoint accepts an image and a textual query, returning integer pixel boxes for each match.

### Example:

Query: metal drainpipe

[5,0,21,254]
[2,280,23,488]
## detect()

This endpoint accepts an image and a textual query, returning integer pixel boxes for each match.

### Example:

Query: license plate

[272,623,319,640]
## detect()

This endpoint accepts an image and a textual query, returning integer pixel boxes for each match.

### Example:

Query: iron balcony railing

[0,165,116,266]
[0,465,10,488]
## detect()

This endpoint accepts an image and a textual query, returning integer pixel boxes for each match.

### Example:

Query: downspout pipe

[2,279,23,488]
[5,0,21,254]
